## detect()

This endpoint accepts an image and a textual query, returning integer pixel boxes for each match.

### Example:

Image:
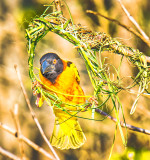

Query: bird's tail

[50,116,86,149]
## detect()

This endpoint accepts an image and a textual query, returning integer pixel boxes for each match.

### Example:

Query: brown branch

[0,122,54,160]
[95,108,150,135]
[117,0,150,42]
[10,104,26,160]
[14,65,60,160]
[0,146,21,160]
[86,10,150,47]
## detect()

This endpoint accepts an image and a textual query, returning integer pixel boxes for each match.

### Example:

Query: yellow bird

[39,53,86,149]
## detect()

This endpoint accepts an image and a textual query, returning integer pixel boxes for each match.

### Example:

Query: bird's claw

[32,80,42,96]
[88,96,98,105]
[32,81,44,107]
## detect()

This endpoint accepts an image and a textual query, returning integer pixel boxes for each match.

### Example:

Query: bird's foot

[32,80,42,96]
[88,96,98,106]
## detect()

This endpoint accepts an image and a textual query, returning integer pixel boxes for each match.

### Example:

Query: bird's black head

[40,53,64,83]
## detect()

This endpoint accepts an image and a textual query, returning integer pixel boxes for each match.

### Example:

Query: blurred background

[0,0,150,159]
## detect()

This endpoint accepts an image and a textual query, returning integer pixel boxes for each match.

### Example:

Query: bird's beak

[41,60,53,74]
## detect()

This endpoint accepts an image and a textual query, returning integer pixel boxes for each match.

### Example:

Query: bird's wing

[66,61,80,84]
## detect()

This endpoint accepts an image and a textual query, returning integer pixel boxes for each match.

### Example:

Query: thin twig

[95,108,150,135]
[86,10,150,47]
[54,0,62,13]
[117,0,150,42]
[10,104,26,160]
[0,146,21,160]
[14,65,60,160]
[0,122,55,160]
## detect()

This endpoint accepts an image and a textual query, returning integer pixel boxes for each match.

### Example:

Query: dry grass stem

[10,104,26,160]
[0,122,55,160]
[117,0,150,43]
[14,65,59,160]
[86,10,150,47]
[0,146,21,160]
[54,0,62,13]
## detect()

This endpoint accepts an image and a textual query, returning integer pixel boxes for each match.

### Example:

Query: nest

[25,3,150,144]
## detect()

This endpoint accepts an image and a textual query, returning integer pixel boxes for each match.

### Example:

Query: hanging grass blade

[111,95,126,146]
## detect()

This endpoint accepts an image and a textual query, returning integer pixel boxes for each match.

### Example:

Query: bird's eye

[53,59,57,64]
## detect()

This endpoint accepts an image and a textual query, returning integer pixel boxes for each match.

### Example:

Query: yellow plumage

[39,59,86,149]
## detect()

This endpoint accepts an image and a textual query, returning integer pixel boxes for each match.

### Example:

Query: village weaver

[39,53,86,149]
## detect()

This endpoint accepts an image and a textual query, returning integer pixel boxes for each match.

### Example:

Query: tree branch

[0,146,21,160]
[86,10,150,47]
[95,108,150,135]
[0,122,55,160]
[10,104,26,160]
[117,0,150,42]
[14,65,60,160]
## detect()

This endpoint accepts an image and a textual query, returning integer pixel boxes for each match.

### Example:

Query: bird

[39,52,86,149]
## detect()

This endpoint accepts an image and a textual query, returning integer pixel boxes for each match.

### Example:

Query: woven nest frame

[25,2,150,145]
